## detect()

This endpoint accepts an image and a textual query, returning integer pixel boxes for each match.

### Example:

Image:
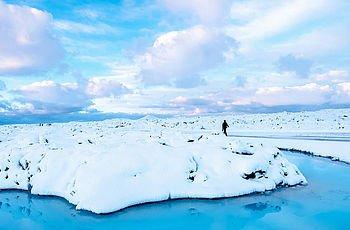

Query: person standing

[222,120,229,136]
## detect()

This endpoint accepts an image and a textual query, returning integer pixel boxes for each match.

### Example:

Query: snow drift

[0,119,306,214]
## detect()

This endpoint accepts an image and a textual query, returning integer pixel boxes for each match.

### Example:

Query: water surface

[1,152,350,229]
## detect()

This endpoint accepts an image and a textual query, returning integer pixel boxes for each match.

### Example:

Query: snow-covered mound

[0,119,306,214]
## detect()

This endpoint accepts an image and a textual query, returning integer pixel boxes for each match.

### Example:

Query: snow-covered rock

[0,119,306,214]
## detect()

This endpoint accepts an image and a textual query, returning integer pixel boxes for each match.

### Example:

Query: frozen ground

[223,108,350,163]
[169,108,350,163]
[0,108,348,213]
[0,116,307,214]
[231,135,350,164]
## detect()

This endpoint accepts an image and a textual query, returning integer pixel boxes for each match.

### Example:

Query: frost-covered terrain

[0,116,307,214]
[225,108,350,163]
[1,108,348,213]
[169,108,350,163]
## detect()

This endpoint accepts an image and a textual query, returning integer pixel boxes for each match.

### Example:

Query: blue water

[1,152,350,230]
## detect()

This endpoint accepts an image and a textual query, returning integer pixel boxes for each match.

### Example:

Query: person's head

[224,120,226,122]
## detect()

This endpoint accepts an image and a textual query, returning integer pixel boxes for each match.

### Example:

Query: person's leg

[224,129,227,136]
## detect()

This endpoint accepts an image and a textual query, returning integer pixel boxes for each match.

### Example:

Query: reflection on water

[244,202,282,213]
[1,152,350,230]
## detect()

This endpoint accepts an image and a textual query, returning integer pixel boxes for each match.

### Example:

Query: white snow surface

[168,108,350,163]
[224,108,350,163]
[0,115,309,214]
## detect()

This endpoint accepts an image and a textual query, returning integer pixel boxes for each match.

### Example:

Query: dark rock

[234,151,254,156]
[188,175,195,182]
[243,170,266,180]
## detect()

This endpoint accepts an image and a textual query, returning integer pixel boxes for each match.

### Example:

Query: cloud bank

[0,0,63,75]
[0,78,131,115]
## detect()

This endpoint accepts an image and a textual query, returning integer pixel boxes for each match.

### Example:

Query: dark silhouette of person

[222,120,229,136]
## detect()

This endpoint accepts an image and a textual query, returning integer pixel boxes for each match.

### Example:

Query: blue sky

[0,0,350,118]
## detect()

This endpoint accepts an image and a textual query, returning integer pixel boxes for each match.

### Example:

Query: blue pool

[1,152,350,230]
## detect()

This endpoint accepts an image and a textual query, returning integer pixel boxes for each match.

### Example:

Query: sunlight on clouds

[0,0,63,75]
[137,25,237,87]
[5,77,131,115]
[1,0,350,116]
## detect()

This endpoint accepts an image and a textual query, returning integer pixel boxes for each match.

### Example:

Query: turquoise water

[1,152,350,230]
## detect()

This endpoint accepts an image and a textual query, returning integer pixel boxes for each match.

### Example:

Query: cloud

[238,81,350,107]
[226,0,345,61]
[314,70,349,83]
[0,100,36,115]
[252,83,332,106]
[14,81,90,114]
[233,75,247,87]
[0,80,6,91]
[170,81,350,114]
[332,82,350,104]
[162,0,232,25]
[7,77,131,115]
[169,96,222,115]
[170,96,211,106]
[0,0,64,75]
[85,78,131,97]
[229,0,333,42]
[277,54,312,77]
[75,8,101,20]
[137,25,237,88]
[271,24,350,59]
[54,20,119,35]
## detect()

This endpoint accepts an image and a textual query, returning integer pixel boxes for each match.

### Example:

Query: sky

[0,0,350,119]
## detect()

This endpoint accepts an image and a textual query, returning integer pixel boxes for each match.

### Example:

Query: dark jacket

[222,121,229,130]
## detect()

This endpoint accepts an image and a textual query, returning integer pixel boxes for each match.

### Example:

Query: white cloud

[9,77,131,114]
[137,25,237,87]
[163,0,232,25]
[85,78,131,97]
[0,80,6,91]
[314,70,349,83]
[15,81,89,113]
[0,99,36,115]
[170,96,188,104]
[271,24,350,59]
[54,20,118,35]
[252,83,332,106]
[277,54,312,78]
[332,82,350,104]
[247,81,350,106]
[162,81,350,114]
[226,0,346,61]
[75,8,101,19]
[0,0,64,75]
[228,0,333,42]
